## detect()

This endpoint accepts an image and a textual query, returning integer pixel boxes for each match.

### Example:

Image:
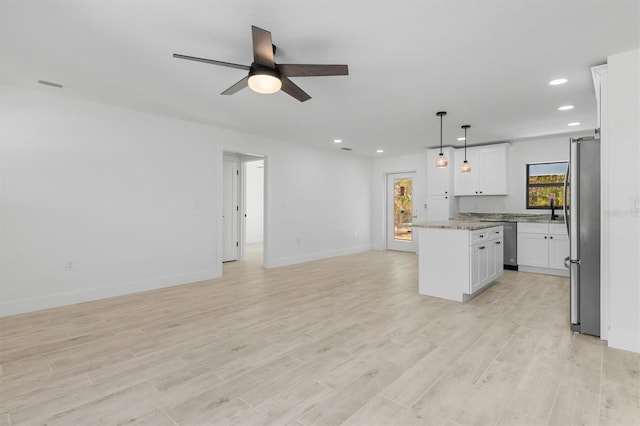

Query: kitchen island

[413,221,504,302]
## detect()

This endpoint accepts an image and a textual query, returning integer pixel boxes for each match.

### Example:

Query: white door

[387,172,417,252]
[223,157,239,262]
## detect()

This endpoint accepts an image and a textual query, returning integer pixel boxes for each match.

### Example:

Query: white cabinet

[425,195,450,221]
[470,227,504,294]
[517,222,569,276]
[418,225,503,302]
[548,225,570,270]
[426,147,454,196]
[453,143,509,196]
[426,148,458,221]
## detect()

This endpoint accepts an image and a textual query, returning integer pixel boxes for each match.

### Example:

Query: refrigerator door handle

[564,256,571,269]
[563,161,570,236]
[570,261,579,325]
[569,140,579,261]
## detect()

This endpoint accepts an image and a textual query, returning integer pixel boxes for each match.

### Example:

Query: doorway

[387,172,417,252]
[222,152,265,266]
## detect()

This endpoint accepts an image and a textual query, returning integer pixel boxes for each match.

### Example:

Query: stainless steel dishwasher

[503,222,518,270]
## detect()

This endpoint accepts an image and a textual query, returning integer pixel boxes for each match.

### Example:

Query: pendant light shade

[435,111,448,168]
[460,124,472,173]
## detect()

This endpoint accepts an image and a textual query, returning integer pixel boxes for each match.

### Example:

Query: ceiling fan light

[248,71,282,94]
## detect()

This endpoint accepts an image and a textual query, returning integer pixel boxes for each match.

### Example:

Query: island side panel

[418,227,469,302]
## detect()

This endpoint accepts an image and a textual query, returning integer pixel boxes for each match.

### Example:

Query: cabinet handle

[496,241,501,245]
[544,236,548,239]
[445,191,448,194]
[479,191,483,194]
[479,235,484,238]
[479,246,486,250]
[495,231,500,234]
[550,236,554,239]
[475,191,479,194]
[445,196,448,199]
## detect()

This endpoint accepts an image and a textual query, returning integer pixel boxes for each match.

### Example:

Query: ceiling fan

[173,25,349,102]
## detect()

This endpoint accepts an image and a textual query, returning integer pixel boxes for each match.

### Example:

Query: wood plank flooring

[1,248,638,425]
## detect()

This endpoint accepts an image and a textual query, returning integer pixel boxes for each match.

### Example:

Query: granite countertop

[457,212,565,224]
[412,220,504,231]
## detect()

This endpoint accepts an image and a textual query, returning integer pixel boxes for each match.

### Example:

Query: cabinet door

[470,245,481,292]
[478,145,508,195]
[453,148,479,196]
[426,148,452,195]
[548,233,569,269]
[489,239,504,278]
[426,195,450,221]
[471,243,490,292]
[517,232,549,267]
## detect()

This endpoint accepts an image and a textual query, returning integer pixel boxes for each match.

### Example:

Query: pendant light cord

[464,126,467,161]
[440,114,443,154]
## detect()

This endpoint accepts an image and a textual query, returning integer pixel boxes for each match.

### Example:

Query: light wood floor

[1,249,638,426]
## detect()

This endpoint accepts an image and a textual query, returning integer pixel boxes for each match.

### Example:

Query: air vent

[38,80,63,88]
[340,147,353,151]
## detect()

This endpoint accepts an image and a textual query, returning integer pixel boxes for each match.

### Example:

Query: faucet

[550,198,558,220]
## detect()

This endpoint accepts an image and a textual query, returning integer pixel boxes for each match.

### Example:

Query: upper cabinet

[426,147,455,195]
[453,143,509,196]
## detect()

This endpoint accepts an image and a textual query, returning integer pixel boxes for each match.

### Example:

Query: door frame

[222,154,241,262]
[219,150,268,272]
[386,171,417,252]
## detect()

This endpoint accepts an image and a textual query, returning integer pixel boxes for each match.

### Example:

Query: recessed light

[333,139,342,143]
[549,78,568,86]
[568,122,581,126]
[376,149,384,153]
[558,105,575,111]
[457,137,466,141]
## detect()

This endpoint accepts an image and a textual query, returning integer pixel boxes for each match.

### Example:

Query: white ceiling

[1,0,638,156]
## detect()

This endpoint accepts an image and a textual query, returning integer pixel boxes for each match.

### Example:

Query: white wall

[245,160,264,244]
[458,137,570,214]
[266,145,372,267]
[605,49,640,353]
[0,85,372,316]
[371,153,429,250]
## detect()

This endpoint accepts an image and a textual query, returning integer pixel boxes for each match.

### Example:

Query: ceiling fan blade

[280,77,311,102]
[251,26,275,68]
[221,76,249,95]
[173,54,250,71]
[277,64,349,77]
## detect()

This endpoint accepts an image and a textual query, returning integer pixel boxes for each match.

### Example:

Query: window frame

[525,161,569,210]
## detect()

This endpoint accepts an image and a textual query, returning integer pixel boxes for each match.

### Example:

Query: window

[526,161,568,209]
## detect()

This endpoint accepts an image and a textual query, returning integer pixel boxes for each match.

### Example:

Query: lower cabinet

[417,225,504,302]
[517,222,569,276]
[470,232,503,294]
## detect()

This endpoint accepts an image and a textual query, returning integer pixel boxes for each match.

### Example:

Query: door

[453,147,478,195]
[426,195,449,221]
[223,157,240,262]
[387,172,416,252]
[517,232,548,267]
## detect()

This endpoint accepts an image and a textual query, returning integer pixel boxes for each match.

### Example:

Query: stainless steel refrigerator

[564,134,600,336]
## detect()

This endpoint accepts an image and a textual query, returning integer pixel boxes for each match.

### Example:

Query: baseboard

[518,265,569,277]
[266,245,371,268]
[0,268,221,318]
[607,327,640,354]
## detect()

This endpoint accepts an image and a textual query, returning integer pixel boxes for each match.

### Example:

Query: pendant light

[460,124,472,173]
[435,111,448,168]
